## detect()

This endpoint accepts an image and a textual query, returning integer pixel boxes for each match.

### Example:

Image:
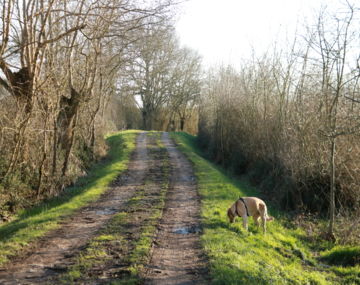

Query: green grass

[171,132,360,285]
[0,130,140,266]
[60,211,129,284]
[320,246,360,267]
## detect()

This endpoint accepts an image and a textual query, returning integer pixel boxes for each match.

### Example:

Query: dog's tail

[259,203,274,221]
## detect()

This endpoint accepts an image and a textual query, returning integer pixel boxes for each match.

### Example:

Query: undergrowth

[172,132,360,285]
[0,130,140,266]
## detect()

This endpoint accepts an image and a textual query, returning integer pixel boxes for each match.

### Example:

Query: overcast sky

[175,0,345,68]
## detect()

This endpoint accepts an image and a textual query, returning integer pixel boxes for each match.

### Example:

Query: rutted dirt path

[0,132,208,284]
[58,132,171,284]
[144,132,208,284]
[0,133,149,284]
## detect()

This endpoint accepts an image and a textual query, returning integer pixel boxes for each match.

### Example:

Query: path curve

[0,132,148,285]
[144,132,208,285]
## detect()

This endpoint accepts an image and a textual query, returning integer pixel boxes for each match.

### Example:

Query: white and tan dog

[227,197,274,233]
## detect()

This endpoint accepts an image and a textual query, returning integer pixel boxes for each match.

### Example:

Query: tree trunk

[2,116,31,181]
[90,121,95,159]
[180,117,185,131]
[36,152,47,199]
[142,109,153,130]
[328,137,336,240]
[57,87,82,177]
[62,112,78,177]
[142,110,147,130]
[52,117,58,176]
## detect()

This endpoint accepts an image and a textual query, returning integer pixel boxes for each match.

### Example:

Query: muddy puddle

[95,208,118,215]
[173,225,201,234]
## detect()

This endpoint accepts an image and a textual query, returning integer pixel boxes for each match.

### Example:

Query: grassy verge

[0,130,140,266]
[59,132,170,284]
[171,132,360,285]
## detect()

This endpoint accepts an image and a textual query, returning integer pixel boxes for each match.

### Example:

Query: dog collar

[239,197,250,217]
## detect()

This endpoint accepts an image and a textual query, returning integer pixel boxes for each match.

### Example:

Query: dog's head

[227,207,235,223]
[266,216,274,222]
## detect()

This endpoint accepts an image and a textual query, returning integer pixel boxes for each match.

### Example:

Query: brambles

[197,3,360,242]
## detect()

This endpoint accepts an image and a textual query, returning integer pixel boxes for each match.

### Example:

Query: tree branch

[345,95,360,104]
[0,76,11,92]
[39,24,86,47]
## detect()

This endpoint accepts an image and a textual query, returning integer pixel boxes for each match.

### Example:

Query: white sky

[175,0,344,68]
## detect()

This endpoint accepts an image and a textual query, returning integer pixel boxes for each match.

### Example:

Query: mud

[72,133,170,284]
[144,132,208,285]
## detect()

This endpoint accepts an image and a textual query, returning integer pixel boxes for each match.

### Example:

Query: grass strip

[126,133,170,281]
[58,132,170,284]
[171,132,359,285]
[0,130,140,266]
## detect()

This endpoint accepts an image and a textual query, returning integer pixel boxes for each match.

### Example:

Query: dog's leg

[259,203,267,234]
[261,215,266,234]
[253,214,260,228]
[242,215,248,231]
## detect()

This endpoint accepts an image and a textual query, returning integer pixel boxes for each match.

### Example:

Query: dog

[227,197,274,233]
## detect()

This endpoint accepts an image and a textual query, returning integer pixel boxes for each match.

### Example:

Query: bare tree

[167,47,202,131]
[128,21,178,130]
[0,0,86,183]
[309,3,360,239]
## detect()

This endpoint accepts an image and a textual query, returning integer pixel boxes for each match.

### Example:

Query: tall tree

[167,47,202,131]
[129,22,178,130]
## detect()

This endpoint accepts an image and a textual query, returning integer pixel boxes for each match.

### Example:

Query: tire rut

[0,132,149,285]
[144,132,208,285]
[68,132,170,284]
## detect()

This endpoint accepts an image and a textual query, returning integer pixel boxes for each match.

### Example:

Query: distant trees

[130,23,178,130]
[198,2,360,242]
[125,19,202,131]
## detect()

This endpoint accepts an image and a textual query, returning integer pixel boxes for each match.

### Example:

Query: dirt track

[144,132,208,284]
[0,133,149,284]
[0,132,208,284]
